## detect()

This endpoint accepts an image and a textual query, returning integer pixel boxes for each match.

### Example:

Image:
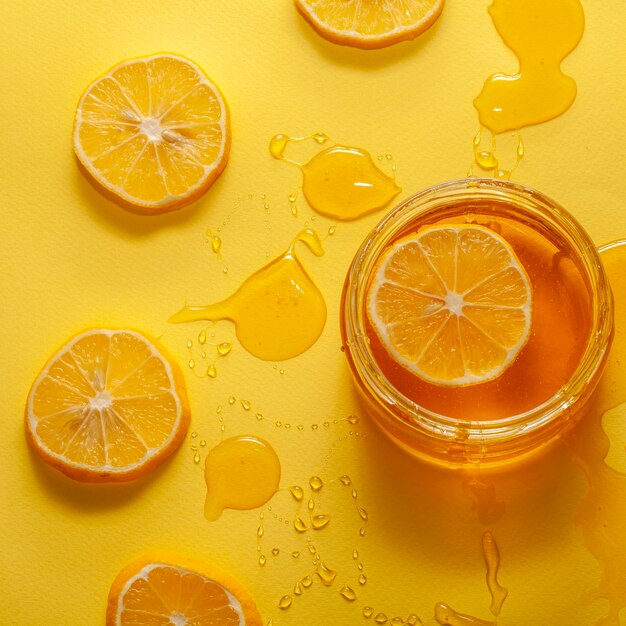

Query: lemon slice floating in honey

[73,53,230,213]
[367,225,532,386]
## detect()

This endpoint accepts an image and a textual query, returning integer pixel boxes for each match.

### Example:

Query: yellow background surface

[2,1,626,624]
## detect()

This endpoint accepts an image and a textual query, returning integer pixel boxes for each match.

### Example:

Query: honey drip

[269,133,400,220]
[475,0,584,134]
[434,603,496,626]
[463,474,506,524]
[170,229,326,361]
[481,531,508,616]
[473,0,584,174]
[563,241,626,625]
[203,436,281,521]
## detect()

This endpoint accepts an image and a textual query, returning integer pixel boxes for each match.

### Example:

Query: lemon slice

[73,53,230,213]
[367,225,532,386]
[25,329,190,482]
[295,0,444,49]
[106,554,263,626]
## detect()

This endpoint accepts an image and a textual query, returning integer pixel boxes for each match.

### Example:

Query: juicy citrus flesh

[367,225,532,386]
[106,554,263,626]
[74,54,230,212]
[295,0,444,49]
[25,329,190,482]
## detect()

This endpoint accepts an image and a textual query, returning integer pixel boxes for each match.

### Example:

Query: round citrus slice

[367,224,532,386]
[25,329,190,482]
[73,53,230,213]
[106,554,263,626]
[295,0,444,49]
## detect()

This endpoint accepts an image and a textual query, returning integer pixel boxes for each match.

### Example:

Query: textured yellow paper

[1,1,626,624]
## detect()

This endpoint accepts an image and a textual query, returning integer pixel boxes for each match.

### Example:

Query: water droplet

[363,606,374,618]
[297,424,304,430]
[292,551,300,558]
[217,342,232,356]
[261,194,266,200]
[386,154,392,160]
[198,330,207,344]
[323,421,330,427]
[294,581,303,596]
[352,488,358,499]
[347,414,359,424]
[359,527,366,537]
[338,475,351,486]
[256,413,263,421]
[301,575,313,588]
[315,563,337,587]
[359,574,367,585]
[259,555,266,566]
[288,193,297,203]
[374,613,388,624]
[257,526,264,537]
[291,205,298,217]
[191,432,198,438]
[312,132,329,144]
[279,369,285,375]
[308,544,317,554]
[311,424,318,430]
[358,506,369,521]
[275,421,282,427]
[352,548,359,560]
[312,514,331,529]
[309,476,324,492]
[308,498,315,511]
[186,339,193,349]
[223,267,228,274]
[193,452,200,464]
[404,615,420,625]
[339,585,357,602]
[272,548,280,556]
[358,563,364,571]
[200,439,206,447]
[188,359,195,369]
[241,399,251,411]
[207,364,217,378]
[278,595,292,610]
[294,517,309,532]
[228,396,236,405]
[377,154,384,161]
[391,618,404,625]
[191,445,198,452]
[289,485,304,501]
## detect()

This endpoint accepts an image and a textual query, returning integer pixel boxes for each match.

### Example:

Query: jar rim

[342,178,614,459]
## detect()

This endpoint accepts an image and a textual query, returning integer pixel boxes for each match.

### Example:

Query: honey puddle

[563,241,626,625]
[203,435,281,521]
[473,0,584,176]
[170,229,326,361]
[269,133,400,220]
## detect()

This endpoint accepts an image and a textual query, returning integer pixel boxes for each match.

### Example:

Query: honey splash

[473,0,584,176]
[203,435,281,521]
[170,229,326,361]
[269,133,400,220]
[563,241,626,626]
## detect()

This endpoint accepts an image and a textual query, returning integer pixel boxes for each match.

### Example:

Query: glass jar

[340,178,614,466]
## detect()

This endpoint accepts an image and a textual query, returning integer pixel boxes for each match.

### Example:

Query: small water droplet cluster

[185,329,233,380]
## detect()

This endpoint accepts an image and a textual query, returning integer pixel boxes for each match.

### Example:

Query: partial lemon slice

[73,53,230,213]
[367,225,532,386]
[295,0,444,49]
[106,554,263,626]
[25,329,190,482]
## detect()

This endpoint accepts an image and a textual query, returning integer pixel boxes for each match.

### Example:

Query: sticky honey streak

[473,0,584,176]
[482,531,508,616]
[170,229,326,361]
[563,241,626,626]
